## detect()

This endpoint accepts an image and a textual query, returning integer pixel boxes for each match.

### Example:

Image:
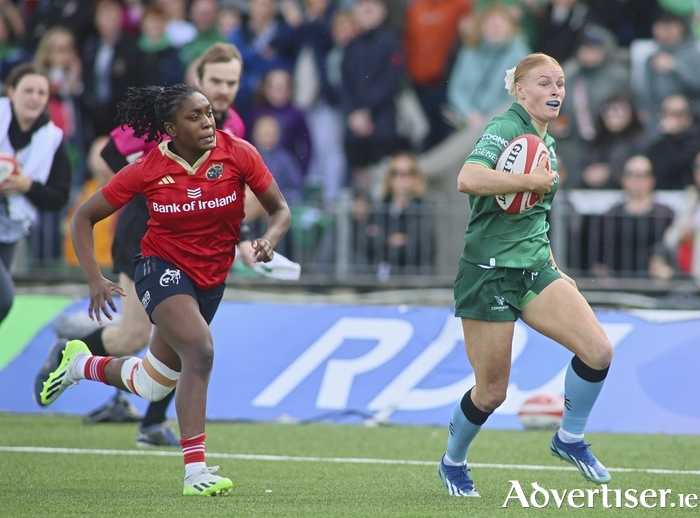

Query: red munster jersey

[102,130,273,290]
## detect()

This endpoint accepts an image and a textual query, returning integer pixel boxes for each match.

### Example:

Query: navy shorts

[133,256,225,324]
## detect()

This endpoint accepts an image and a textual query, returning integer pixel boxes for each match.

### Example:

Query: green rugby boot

[39,340,90,406]
[183,466,233,496]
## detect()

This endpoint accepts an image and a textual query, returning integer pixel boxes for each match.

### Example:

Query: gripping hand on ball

[529,158,556,199]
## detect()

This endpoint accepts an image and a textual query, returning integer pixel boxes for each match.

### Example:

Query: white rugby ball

[517,394,565,431]
[0,153,18,185]
[494,134,550,214]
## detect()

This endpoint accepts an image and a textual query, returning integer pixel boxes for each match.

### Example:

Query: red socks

[181,433,206,466]
[83,356,113,384]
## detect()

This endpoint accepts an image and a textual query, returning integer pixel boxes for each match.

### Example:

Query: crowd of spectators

[2,0,700,281]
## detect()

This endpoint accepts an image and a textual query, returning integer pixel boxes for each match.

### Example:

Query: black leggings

[0,241,17,324]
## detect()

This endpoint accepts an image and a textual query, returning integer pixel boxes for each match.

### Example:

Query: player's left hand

[252,238,275,263]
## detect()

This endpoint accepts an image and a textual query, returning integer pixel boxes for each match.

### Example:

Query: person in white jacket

[0,63,71,325]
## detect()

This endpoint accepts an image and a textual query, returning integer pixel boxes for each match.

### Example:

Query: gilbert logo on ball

[495,134,550,214]
[0,153,18,185]
[517,394,565,430]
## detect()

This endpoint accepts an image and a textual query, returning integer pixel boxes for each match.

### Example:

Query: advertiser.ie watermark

[503,481,698,509]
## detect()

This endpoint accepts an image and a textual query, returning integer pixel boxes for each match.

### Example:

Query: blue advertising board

[1,300,699,434]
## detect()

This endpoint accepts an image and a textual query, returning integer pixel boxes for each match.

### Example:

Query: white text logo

[151,192,237,214]
[503,481,698,509]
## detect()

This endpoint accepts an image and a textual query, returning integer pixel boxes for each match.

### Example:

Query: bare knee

[472,385,508,413]
[183,341,214,378]
[580,337,613,371]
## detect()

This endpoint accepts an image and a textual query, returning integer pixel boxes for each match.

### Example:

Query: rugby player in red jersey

[38,83,291,496]
[34,43,250,446]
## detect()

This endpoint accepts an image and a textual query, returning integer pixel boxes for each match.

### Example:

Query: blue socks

[445,389,491,464]
[445,355,608,463]
[561,356,609,436]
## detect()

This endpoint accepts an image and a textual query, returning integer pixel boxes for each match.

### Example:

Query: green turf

[0,414,698,517]
[0,295,73,370]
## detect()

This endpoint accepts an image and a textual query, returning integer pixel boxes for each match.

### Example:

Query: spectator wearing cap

[550,24,631,187]
[657,0,700,39]
[636,9,700,140]
[647,94,700,190]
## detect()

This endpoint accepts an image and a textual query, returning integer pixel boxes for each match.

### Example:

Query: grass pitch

[0,414,698,517]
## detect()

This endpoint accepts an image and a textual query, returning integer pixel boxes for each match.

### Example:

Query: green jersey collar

[508,102,548,139]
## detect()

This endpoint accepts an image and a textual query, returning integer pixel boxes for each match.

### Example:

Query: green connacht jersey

[461,103,559,270]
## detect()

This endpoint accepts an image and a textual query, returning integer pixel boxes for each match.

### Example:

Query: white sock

[443,453,466,466]
[69,354,90,380]
[557,428,584,444]
[185,462,206,478]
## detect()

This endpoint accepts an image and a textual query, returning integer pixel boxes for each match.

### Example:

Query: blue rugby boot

[550,433,611,484]
[437,455,480,497]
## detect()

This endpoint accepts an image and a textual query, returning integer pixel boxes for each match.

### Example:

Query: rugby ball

[0,153,18,185]
[517,394,565,431]
[494,134,549,214]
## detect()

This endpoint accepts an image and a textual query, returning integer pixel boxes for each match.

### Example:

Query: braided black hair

[117,84,201,143]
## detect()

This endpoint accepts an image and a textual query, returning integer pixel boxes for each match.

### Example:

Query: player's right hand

[87,277,126,325]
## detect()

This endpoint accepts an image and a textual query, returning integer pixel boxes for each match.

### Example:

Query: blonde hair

[382,151,427,199]
[505,53,561,97]
[468,3,519,48]
[33,26,76,71]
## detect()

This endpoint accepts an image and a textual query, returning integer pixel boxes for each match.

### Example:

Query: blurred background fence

[12,188,700,310]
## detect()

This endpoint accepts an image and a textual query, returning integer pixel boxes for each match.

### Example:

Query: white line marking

[1,446,699,476]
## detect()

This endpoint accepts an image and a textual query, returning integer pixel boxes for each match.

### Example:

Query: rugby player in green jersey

[437,53,613,497]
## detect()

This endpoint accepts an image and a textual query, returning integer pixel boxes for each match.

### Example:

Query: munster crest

[206,163,223,180]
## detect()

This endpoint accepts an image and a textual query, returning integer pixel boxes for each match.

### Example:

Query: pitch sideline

[1,446,699,476]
